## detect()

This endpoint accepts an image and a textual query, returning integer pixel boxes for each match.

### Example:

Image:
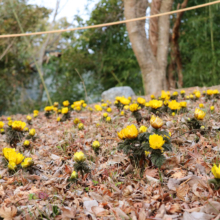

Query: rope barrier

[1,0,220,38]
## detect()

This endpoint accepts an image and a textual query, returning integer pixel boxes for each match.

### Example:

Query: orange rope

[0,0,220,38]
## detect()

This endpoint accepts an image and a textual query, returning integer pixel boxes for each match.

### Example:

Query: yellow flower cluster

[44,106,53,112]
[62,107,69,114]
[194,108,206,120]
[161,91,170,100]
[94,105,102,111]
[129,103,139,112]
[3,148,32,170]
[149,100,163,109]
[137,97,146,105]
[73,151,86,162]
[118,124,138,140]
[12,121,26,131]
[149,134,165,151]
[119,97,130,105]
[180,101,187,108]
[168,100,181,110]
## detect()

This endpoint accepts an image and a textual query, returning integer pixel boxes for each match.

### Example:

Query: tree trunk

[168,0,188,89]
[124,0,173,95]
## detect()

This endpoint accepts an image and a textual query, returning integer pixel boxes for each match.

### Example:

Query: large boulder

[101,86,135,101]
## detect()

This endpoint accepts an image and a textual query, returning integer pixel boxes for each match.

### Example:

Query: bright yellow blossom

[212,164,220,179]
[150,115,163,129]
[0,121,4,129]
[92,141,100,149]
[29,128,36,136]
[62,107,69,114]
[149,100,163,109]
[137,97,146,105]
[12,121,26,131]
[74,151,86,162]
[63,100,70,107]
[149,134,165,151]
[139,125,147,133]
[129,103,139,112]
[194,108,206,120]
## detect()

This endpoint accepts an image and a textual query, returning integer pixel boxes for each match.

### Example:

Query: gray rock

[101,86,135,101]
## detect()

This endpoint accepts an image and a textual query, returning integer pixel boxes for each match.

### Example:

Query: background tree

[124,0,173,95]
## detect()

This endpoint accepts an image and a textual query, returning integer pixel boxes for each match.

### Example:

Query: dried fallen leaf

[176,183,189,201]
[0,205,17,220]
[91,206,109,216]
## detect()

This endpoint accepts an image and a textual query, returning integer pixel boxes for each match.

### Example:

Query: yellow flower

[194,108,206,120]
[23,140,30,147]
[62,107,69,114]
[25,127,29,132]
[186,96,189,99]
[57,117,61,122]
[95,105,102,111]
[195,91,201,98]
[207,90,213,96]
[211,164,220,179]
[172,91,178,96]
[137,97,146,105]
[117,129,126,140]
[107,107,112,113]
[210,106,215,111]
[149,100,163,109]
[106,116,111,122]
[120,111,124,116]
[3,148,16,160]
[15,153,25,164]
[74,118,80,125]
[168,100,181,110]
[88,107,93,112]
[92,141,100,149]
[150,115,163,129]
[151,94,155,99]
[21,158,33,168]
[33,110,39,114]
[33,113,38,118]
[103,113,108,118]
[189,94,194,99]
[200,126,205,130]
[73,100,83,107]
[172,112,175,116]
[149,134,165,151]
[78,123,84,130]
[199,103,204,108]
[145,102,150,107]
[70,171,78,179]
[180,90,185,94]
[74,151,86,162]
[63,100,70,107]
[54,102,59,107]
[83,103,87,108]
[8,120,12,127]
[44,106,53,112]
[213,89,219,95]
[0,121,4,129]
[124,105,129,110]
[129,103,139,112]
[75,106,81,112]
[26,115,32,121]
[161,91,170,100]
[8,161,17,170]
[96,123,100,127]
[114,101,119,105]
[0,128,4,134]
[139,125,147,133]
[12,121,26,131]
[53,107,58,112]
[101,103,108,107]
[7,117,11,121]
[180,102,187,108]
[123,124,138,139]
[120,97,130,105]
[29,128,36,136]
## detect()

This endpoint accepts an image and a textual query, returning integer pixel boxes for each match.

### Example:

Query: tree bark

[124,0,173,95]
[168,0,188,89]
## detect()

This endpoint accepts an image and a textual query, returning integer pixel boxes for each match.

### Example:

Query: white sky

[29,0,98,22]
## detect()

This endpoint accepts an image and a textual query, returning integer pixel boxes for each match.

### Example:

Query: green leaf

[150,152,166,168]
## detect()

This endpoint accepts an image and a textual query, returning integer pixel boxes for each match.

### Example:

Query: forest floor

[1,86,220,220]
